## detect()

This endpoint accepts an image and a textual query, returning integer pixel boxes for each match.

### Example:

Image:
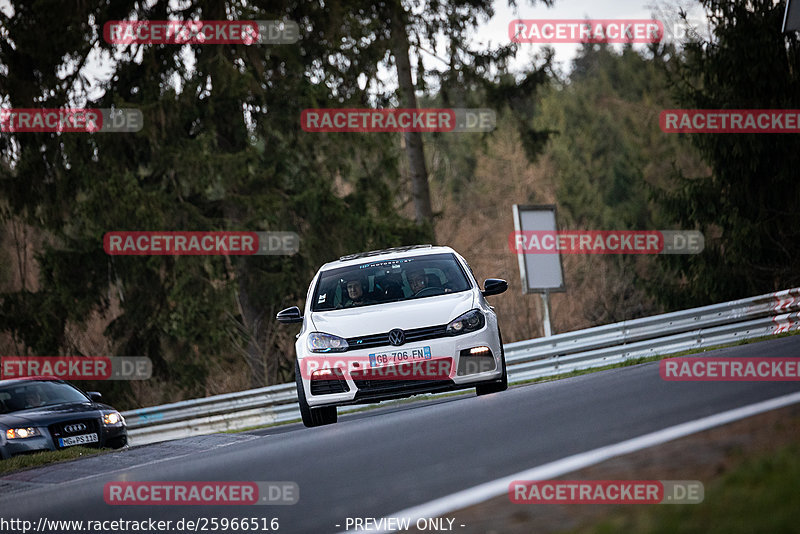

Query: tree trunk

[232,265,267,388]
[391,1,434,233]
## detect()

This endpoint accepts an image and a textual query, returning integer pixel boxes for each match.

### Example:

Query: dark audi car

[0,377,127,459]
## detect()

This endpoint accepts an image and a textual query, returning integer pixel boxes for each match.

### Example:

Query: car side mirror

[277,306,303,324]
[482,278,508,297]
[87,391,103,402]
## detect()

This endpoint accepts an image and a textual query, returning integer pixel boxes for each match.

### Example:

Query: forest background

[1,0,797,409]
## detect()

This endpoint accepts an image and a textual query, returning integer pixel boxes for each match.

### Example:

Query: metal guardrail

[122,288,800,446]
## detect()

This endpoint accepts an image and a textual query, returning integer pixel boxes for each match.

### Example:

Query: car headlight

[307,332,349,353]
[446,309,485,336]
[103,412,125,426]
[6,427,41,439]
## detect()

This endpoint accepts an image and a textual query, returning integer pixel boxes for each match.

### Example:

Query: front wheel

[476,331,508,396]
[295,360,338,427]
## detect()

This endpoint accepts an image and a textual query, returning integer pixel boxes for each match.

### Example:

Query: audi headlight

[6,427,41,439]
[103,411,125,426]
[446,309,485,335]
[307,332,349,353]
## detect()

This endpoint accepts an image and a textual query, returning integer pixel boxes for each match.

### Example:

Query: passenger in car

[343,274,375,307]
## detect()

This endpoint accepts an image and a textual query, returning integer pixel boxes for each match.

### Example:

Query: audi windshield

[0,381,91,413]
[311,253,471,311]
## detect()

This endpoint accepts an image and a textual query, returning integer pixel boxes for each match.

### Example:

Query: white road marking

[344,390,800,533]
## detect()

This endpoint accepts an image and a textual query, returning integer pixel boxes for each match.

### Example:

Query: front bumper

[0,424,128,459]
[300,327,503,407]
[0,434,56,458]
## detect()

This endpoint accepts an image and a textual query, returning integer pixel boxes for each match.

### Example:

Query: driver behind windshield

[407,268,427,295]
[343,274,374,307]
[24,388,45,409]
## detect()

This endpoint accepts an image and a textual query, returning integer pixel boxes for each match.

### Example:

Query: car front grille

[48,418,100,448]
[346,324,448,350]
[353,378,447,393]
[352,378,455,399]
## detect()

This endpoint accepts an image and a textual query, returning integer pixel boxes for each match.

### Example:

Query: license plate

[59,433,98,447]
[369,346,431,367]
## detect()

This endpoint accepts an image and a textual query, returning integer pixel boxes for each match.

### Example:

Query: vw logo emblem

[388,329,405,346]
[65,423,86,433]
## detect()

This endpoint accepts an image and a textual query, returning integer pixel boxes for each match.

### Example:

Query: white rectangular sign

[512,205,565,293]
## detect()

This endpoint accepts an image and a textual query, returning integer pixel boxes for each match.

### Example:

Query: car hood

[0,403,103,427]
[310,291,475,338]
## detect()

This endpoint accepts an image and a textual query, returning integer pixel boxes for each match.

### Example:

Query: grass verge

[0,446,107,476]
[574,441,800,534]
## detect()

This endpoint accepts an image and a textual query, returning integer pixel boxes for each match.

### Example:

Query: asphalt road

[2,336,799,534]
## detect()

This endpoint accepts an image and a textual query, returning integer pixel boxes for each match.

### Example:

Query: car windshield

[312,252,471,311]
[0,381,90,414]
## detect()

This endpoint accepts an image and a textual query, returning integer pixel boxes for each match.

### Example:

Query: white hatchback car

[277,245,508,427]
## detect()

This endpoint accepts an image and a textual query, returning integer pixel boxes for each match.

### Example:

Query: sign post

[511,205,566,337]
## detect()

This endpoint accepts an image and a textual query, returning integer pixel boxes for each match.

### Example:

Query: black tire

[476,331,508,396]
[105,436,128,449]
[295,360,338,427]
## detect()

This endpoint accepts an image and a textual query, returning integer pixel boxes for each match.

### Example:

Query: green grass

[573,442,800,534]
[0,446,108,476]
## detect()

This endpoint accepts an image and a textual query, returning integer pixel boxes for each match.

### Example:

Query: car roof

[321,244,459,271]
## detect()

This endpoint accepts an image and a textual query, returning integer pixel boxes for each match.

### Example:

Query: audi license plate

[59,433,98,447]
[369,346,431,367]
